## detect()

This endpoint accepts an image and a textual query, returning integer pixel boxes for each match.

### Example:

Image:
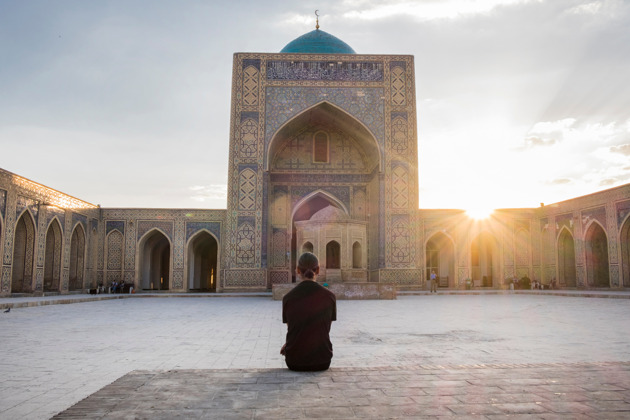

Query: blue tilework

[185,221,221,242]
[280,29,355,54]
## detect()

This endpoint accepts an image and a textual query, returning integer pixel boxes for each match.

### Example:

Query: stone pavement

[1,293,629,419]
[53,363,630,419]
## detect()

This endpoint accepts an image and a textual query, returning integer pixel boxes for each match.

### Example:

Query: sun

[465,206,495,220]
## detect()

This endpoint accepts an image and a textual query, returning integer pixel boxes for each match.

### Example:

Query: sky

[1,0,629,213]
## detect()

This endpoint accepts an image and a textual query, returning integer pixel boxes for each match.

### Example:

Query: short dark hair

[297,252,319,280]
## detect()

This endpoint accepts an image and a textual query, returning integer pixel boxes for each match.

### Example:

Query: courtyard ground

[0,292,629,419]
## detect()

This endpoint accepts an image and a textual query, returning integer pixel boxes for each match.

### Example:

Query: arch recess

[326,240,341,269]
[556,227,576,287]
[352,241,362,269]
[186,229,220,292]
[471,231,499,287]
[12,210,36,293]
[137,229,172,291]
[584,221,610,287]
[425,231,455,288]
[44,218,63,292]
[290,190,347,282]
[621,213,630,287]
[291,190,349,221]
[69,224,86,291]
[265,101,382,172]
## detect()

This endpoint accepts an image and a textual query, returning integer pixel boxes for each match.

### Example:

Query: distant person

[281,252,336,371]
[430,270,438,293]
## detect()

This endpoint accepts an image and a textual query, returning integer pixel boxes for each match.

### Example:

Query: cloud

[189,185,227,202]
[341,0,536,21]
[524,136,558,147]
[547,178,573,185]
[610,144,630,156]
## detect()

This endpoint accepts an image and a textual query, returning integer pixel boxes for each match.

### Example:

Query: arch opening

[12,212,35,293]
[139,230,171,290]
[557,229,576,287]
[69,225,86,291]
[326,240,341,269]
[352,241,362,269]
[302,241,313,254]
[471,232,498,287]
[290,193,346,282]
[267,101,381,173]
[187,231,218,292]
[44,219,63,292]
[585,223,610,287]
[426,232,455,288]
[622,215,630,287]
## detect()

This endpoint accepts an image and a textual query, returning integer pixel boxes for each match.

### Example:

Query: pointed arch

[290,190,347,282]
[352,241,362,269]
[584,221,609,287]
[186,229,220,292]
[621,212,630,288]
[291,190,349,221]
[44,218,63,292]
[12,210,36,293]
[326,240,341,269]
[557,227,576,287]
[266,100,382,172]
[69,223,86,291]
[425,231,455,288]
[302,241,314,254]
[137,229,172,290]
[471,231,499,287]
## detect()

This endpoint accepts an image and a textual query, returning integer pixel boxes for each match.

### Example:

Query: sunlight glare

[466,207,494,220]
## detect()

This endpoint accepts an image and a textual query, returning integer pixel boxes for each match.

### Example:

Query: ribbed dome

[280,29,356,54]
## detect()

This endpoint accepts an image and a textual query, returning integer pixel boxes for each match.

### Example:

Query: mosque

[1,24,629,296]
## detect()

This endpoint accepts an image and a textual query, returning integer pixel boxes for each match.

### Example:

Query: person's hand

[280,343,286,356]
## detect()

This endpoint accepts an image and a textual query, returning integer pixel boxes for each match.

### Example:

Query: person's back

[281,252,336,371]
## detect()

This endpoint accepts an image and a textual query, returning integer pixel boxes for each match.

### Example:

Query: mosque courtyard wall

[1,166,629,296]
[1,28,629,295]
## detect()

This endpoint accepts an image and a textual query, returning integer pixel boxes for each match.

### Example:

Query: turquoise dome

[280,29,356,54]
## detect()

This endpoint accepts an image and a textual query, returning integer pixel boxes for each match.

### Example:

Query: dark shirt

[282,280,336,371]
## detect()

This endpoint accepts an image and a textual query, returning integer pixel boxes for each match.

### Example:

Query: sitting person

[280,252,337,371]
[110,281,118,294]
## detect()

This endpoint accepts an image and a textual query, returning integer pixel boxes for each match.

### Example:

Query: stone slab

[53,362,630,419]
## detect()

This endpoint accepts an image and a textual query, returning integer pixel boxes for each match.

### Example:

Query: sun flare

[465,207,495,220]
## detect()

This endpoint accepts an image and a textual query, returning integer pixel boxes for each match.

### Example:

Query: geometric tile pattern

[238,118,258,159]
[238,169,257,211]
[390,65,406,106]
[242,65,259,107]
[390,214,410,265]
[106,230,123,271]
[235,222,255,266]
[391,115,408,154]
[391,164,409,210]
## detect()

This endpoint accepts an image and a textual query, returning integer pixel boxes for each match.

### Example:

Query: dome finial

[315,10,320,30]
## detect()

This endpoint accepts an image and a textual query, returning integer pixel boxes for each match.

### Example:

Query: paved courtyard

[1,294,629,418]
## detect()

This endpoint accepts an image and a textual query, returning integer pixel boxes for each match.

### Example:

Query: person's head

[297,252,319,281]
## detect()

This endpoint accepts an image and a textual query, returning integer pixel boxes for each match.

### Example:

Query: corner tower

[223,25,420,290]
